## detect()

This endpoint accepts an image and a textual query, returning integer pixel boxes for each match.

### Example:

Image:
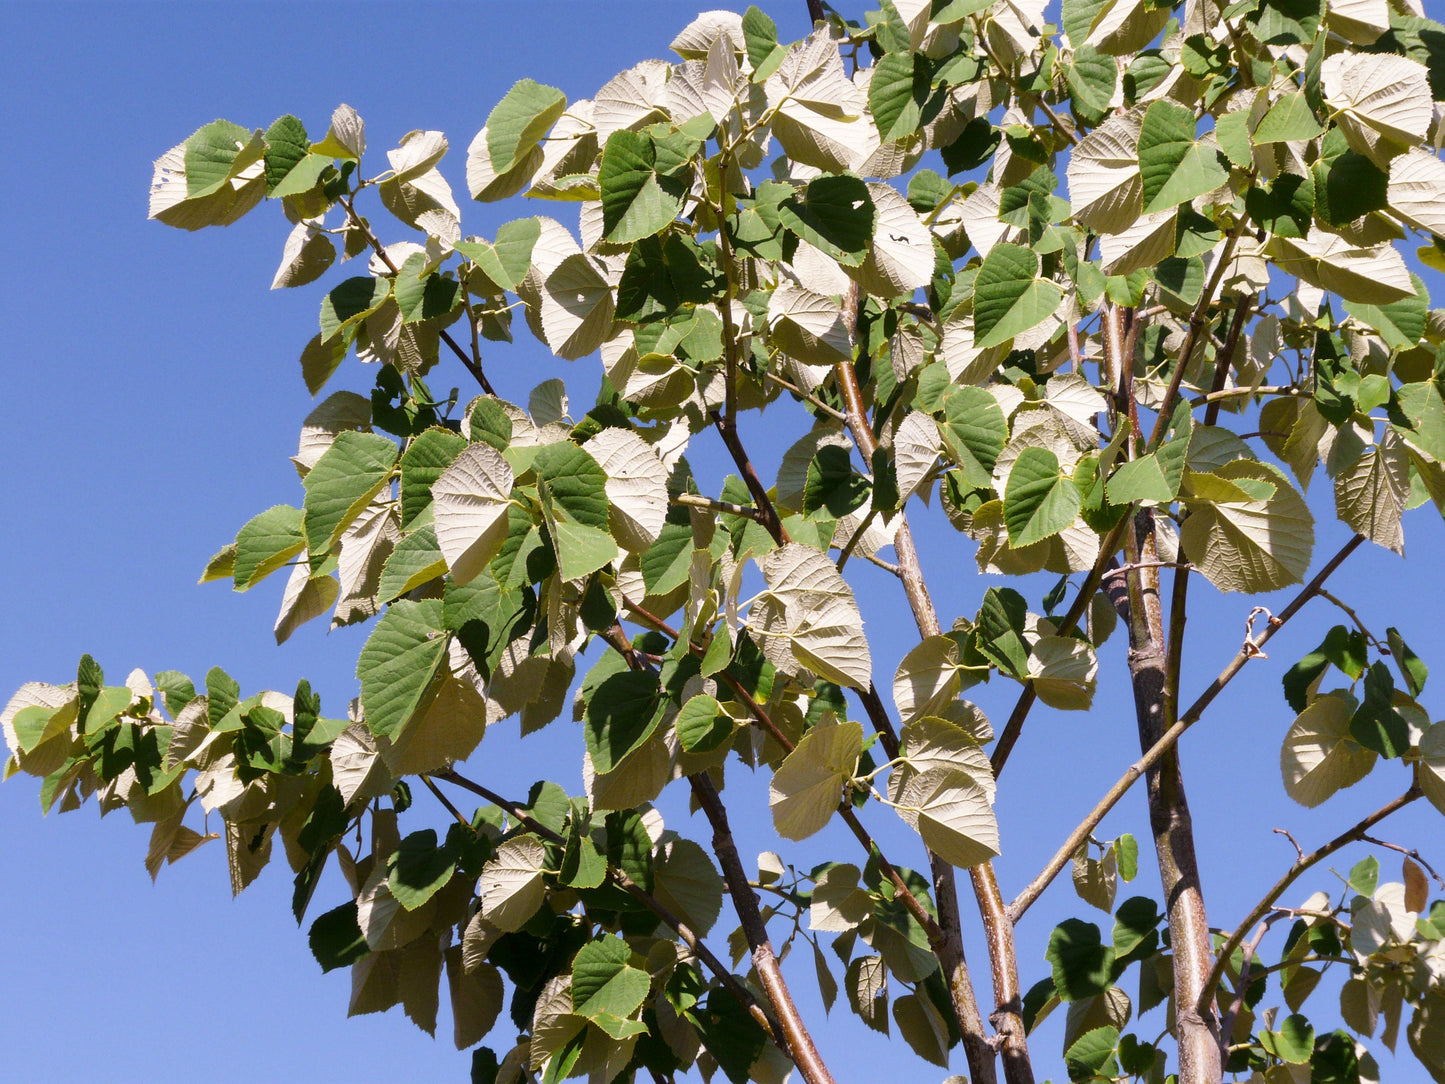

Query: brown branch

[419,774,472,828]
[671,492,766,522]
[1357,834,1445,889]
[711,411,790,545]
[1197,786,1423,1021]
[338,195,496,395]
[691,774,836,1084]
[1008,533,1368,923]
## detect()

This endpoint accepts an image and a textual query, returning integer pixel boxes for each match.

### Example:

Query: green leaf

[869,51,930,143]
[1137,99,1228,213]
[1350,661,1410,759]
[389,828,457,911]
[559,827,608,891]
[584,670,664,775]
[742,6,786,82]
[977,587,1030,680]
[453,217,540,293]
[308,900,369,972]
[184,119,263,197]
[1263,1014,1315,1064]
[1348,854,1379,897]
[302,430,398,558]
[356,599,449,740]
[1112,896,1162,958]
[485,78,566,175]
[1047,918,1114,1001]
[400,428,467,528]
[1066,1027,1120,1082]
[676,694,733,753]
[378,525,446,604]
[778,174,876,267]
[804,444,870,519]
[535,442,616,580]
[1348,273,1429,352]
[1179,461,1313,593]
[263,114,309,194]
[1066,45,1118,128]
[1312,132,1388,227]
[1108,408,1191,504]
[1387,627,1428,697]
[1283,625,1368,712]
[232,505,305,590]
[271,153,332,200]
[320,276,390,341]
[1004,448,1081,547]
[1252,92,1324,144]
[571,936,650,1020]
[939,386,1008,489]
[1245,171,1315,239]
[1115,834,1138,881]
[973,243,1065,349]
[392,253,460,324]
[599,129,692,244]
[615,233,717,321]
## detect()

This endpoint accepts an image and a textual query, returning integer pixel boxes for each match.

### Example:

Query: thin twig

[762,370,849,422]
[1008,534,1368,922]
[1358,834,1445,889]
[419,774,472,828]
[671,492,765,521]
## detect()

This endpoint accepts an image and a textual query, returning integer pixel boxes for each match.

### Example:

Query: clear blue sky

[2,3,1442,1082]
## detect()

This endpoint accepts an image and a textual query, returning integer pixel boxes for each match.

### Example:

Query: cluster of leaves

[11,0,1445,1081]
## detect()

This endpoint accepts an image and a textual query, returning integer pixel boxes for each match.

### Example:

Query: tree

[7,1,1445,1081]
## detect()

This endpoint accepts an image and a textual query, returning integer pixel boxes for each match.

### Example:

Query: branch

[432,769,783,1045]
[1197,786,1423,1019]
[337,195,496,395]
[710,411,790,545]
[671,492,766,522]
[1008,533,1368,922]
[691,774,837,1084]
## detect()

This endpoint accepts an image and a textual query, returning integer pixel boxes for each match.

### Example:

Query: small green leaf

[939,386,1008,489]
[742,6,786,82]
[676,694,733,753]
[400,428,467,528]
[1066,1026,1120,1081]
[1348,855,1380,898]
[320,276,390,341]
[804,445,870,519]
[1263,1014,1315,1064]
[453,217,540,293]
[599,129,692,244]
[389,829,457,911]
[184,119,263,198]
[585,670,664,775]
[232,505,306,590]
[1112,896,1162,958]
[869,52,930,143]
[1386,627,1428,696]
[308,901,369,972]
[1252,93,1324,144]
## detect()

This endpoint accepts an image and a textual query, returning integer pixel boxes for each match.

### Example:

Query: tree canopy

[8,1,1445,1083]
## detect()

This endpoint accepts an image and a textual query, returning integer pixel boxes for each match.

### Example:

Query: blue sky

[2,2,1443,1082]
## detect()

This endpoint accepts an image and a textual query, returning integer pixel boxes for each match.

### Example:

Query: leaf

[309,901,369,973]
[1349,273,1429,351]
[1420,722,1445,817]
[571,936,650,1020]
[378,525,446,604]
[539,253,615,361]
[675,694,733,753]
[1179,461,1313,593]
[1386,627,1428,697]
[232,505,305,590]
[584,670,664,775]
[1047,918,1114,1002]
[1334,433,1410,555]
[846,956,890,1034]
[1066,1026,1120,1081]
[760,544,872,689]
[1005,448,1082,547]
[320,276,390,342]
[536,442,617,580]
[400,428,467,528]
[1028,637,1099,711]
[446,949,504,1051]
[184,119,265,198]
[893,993,950,1067]
[311,103,365,160]
[432,443,515,586]
[1283,625,1368,712]
[271,222,335,290]
[939,386,1008,489]
[891,765,1000,869]
[1281,692,1377,807]
[1107,406,1191,504]
[742,6,785,80]
[1388,147,1445,239]
[274,555,340,644]
[769,719,862,840]
[582,428,668,552]
[303,431,398,558]
[486,79,566,175]
[652,839,724,936]
[1264,1015,1315,1064]
[778,174,876,267]
[1322,52,1432,146]
[892,636,962,725]
[1252,92,1324,144]
[869,51,929,143]
[1137,100,1228,213]
[851,182,933,299]
[477,836,546,932]
[454,217,540,294]
[1112,897,1161,958]
[356,599,449,741]
[389,828,457,911]
[599,129,691,243]
[973,243,1065,349]
[1067,109,1142,235]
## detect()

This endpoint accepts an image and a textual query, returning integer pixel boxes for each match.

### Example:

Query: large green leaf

[973,243,1065,349]
[869,51,930,143]
[1251,92,1324,144]
[184,119,264,198]
[1137,100,1228,213]
[938,386,1008,488]
[1107,405,1191,504]
[599,129,692,244]
[485,79,566,175]
[320,276,390,341]
[571,936,650,1020]
[1047,918,1114,1001]
[302,431,399,558]
[232,504,305,590]
[584,670,665,775]
[1004,448,1081,547]
[778,174,876,267]
[356,599,449,740]
[535,442,616,580]
[388,829,457,911]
